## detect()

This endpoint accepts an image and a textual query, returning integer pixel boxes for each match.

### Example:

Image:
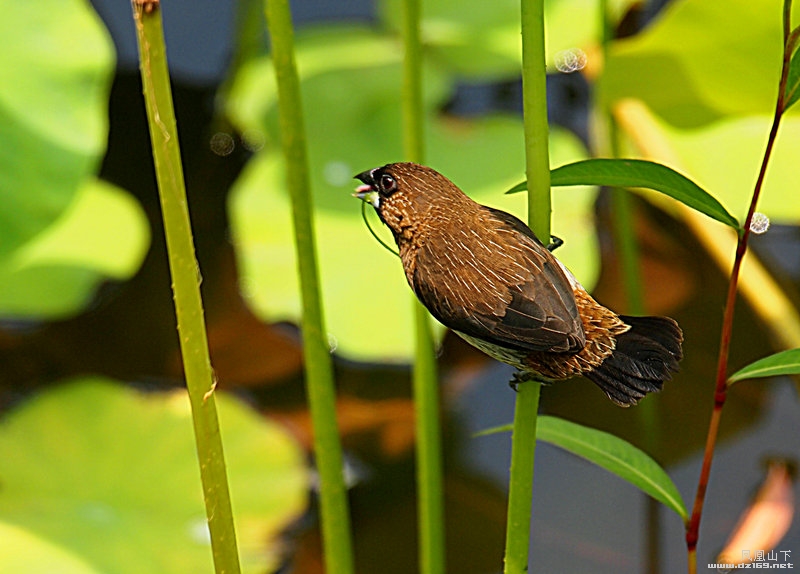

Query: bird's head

[353,164,396,210]
[354,162,465,241]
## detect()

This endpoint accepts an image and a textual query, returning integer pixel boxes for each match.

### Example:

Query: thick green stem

[401,0,446,572]
[264,1,355,572]
[402,0,426,163]
[521,2,551,235]
[412,301,445,574]
[130,3,241,573]
[504,0,548,572]
[503,384,541,574]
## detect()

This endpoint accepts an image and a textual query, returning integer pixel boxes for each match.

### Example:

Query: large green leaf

[226,26,596,362]
[0,179,150,318]
[0,2,148,320]
[0,0,114,259]
[0,378,308,574]
[728,348,800,385]
[508,158,740,229]
[477,416,687,521]
[379,0,637,77]
[379,0,522,78]
[602,0,800,128]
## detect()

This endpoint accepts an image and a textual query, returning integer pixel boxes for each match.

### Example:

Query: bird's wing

[412,208,585,353]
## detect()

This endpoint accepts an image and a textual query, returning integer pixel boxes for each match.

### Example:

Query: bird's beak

[353,184,380,208]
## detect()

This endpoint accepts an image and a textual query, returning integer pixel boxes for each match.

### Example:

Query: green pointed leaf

[475,416,687,521]
[784,41,800,110]
[727,348,800,384]
[538,416,687,521]
[609,110,800,224]
[507,158,740,230]
[0,378,308,574]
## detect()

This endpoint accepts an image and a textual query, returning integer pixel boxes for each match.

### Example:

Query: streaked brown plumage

[354,162,683,406]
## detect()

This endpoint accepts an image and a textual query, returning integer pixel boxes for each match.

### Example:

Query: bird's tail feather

[585,315,683,407]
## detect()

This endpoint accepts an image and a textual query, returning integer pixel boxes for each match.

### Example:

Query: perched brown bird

[354,162,683,406]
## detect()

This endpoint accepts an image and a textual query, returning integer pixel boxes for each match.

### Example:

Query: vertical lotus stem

[264,0,355,572]
[401,0,446,572]
[130,2,241,573]
[504,0,548,572]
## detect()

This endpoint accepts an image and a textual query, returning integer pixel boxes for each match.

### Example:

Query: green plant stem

[521,2,551,234]
[402,0,425,163]
[219,0,267,102]
[264,1,355,573]
[412,302,445,574]
[503,384,541,574]
[401,1,446,572]
[504,0,548,573]
[685,1,794,570]
[130,3,241,573]
[610,192,644,314]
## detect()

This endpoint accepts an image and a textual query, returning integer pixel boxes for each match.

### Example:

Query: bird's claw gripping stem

[546,235,564,252]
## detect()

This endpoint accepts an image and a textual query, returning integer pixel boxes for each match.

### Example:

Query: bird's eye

[380,174,397,194]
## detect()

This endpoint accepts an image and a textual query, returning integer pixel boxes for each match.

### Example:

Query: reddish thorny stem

[685,0,795,563]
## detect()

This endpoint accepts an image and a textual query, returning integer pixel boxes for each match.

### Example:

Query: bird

[353,162,683,407]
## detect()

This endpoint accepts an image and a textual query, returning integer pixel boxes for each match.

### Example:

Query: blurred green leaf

[0,179,150,319]
[728,348,800,384]
[508,159,740,230]
[0,1,145,321]
[0,523,99,574]
[603,0,800,128]
[226,25,596,361]
[378,0,638,78]
[0,378,308,574]
[537,416,687,521]
[476,416,688,521]
[0,0,114,259]
[379,0,521,78]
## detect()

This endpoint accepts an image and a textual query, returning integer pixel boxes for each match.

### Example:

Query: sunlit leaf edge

[506,158,741,230]
[727,348,800,384]
[0,179,151,319]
